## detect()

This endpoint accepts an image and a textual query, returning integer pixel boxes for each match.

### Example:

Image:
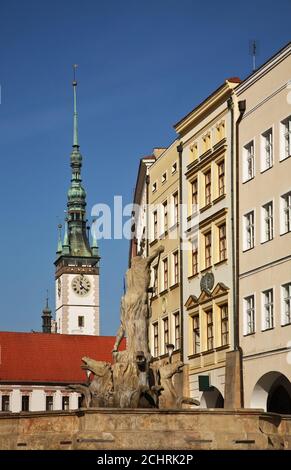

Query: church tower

[55,69,100,335]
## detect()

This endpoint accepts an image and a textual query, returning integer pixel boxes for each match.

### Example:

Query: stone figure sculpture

[69,245,200,409]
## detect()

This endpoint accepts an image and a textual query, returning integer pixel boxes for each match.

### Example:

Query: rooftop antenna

[249,40,259,72]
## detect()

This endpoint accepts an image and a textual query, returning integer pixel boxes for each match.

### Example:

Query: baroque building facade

[174,79,240,407]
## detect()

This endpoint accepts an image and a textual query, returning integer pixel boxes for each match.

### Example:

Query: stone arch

[200,386,224,409]
[251,371,291,413]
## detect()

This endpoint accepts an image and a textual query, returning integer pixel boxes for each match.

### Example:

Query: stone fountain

[69,246,199,409]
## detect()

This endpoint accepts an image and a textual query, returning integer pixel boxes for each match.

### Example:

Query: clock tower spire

[55,66,100,335]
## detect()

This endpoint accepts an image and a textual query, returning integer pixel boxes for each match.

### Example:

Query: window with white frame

[243,141,254,181]
[153,210,158,240]
[262,289,274,330]
[244,295,255,334]
[280,116,291,161]
[190,142,198,161]
[46,395,54,411]
[204,170,211,205]
[152,182,157,192]
[1,395,10,412]
[206,309,214,350]
[153,322,159,356]
[220,304,229,346]
[161,172,167,184]
[191,239,198,276]
[261,201,273,242]
[62,396,70,410]
[173,312,180,349]
[171,162,177,174]
[192,314,200,354]
[173,191,178,225]
[243,211,255,250]
[152,264,158,296]
[261,128,273,171]
[162,258,168,290]
[218,222,227,261]
[282,283,291,325]
[162,201,168,233]
[217,159,225,196]
[204,230,212,268]
[163,317,169,354]
[173,251,179,285]
[281,191,291,234]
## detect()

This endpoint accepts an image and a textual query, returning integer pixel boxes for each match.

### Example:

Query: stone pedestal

[0,408,290,450]
[224,349,244,409]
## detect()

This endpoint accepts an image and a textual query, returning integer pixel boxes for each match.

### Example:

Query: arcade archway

[251,371,291,413]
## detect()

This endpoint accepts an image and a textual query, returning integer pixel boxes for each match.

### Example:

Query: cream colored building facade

[236,43,291,412]
[147,141,181,362]
[174,79,240,407]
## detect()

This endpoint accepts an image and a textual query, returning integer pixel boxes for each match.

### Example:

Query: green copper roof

[55,71,99,260]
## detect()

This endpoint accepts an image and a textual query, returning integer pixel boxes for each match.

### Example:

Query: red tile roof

[0,332,125,384]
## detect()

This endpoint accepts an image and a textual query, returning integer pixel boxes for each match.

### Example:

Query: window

[216,121,225,142]
[262,289,274,330]
[191,178,198,209]
[261,129,273,171]
[282,283,291,325]
[205,231,212,268]
[21,395,30,412]
[203,133,211,152]
[173,251,179,285]
[163,201,168,232]
[161,172,167,183]
[162,258,168,290]
[192,242,198,276]
[153,264,158,296]
[173,192,178,225]
[172,162,177,174]
[78,396,83,409]
[218,223,227,261]
[281,116,291,160]
[244,211,254,250]
[192,315,200,354]
[163,317,169,354]
[243,141,254,181]
[153,322,159,356]
[218,160,225,196]
[78,316,84,328]
[281,191,291,234]
[174,313,180,350]
[153,211,158,240]
[206,309,214,350]
[244,295,255,334]
[220,304,229,346]
[46,396,54,411]
[262,202,273,242]
[62,396,70,411]
[1,395,10,412]
[190,142,198,161]
[152,182,157,192]
[204,170,211,205]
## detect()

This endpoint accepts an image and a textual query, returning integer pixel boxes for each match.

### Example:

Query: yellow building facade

[174,79,240,406]
[147,141,181,364]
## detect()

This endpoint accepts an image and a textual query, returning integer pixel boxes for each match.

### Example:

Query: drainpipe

[228,96,246,407]
[146,173,150,258]
[177,142,184,363]
[228,97,246,351]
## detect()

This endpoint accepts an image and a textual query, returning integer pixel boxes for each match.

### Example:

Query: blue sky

[0,0,290,335]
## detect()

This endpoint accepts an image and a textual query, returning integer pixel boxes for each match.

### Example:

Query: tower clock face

[71,275,91,296]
